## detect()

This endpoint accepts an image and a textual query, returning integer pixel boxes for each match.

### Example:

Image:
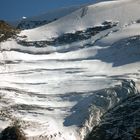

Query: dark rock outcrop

[0,126,26,140]
[0,20,19,42]
[86,83,140,140]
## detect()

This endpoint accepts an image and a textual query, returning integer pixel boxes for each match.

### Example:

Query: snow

[0,0,140,140]
[20,0,140,41]
[22,16,27,19]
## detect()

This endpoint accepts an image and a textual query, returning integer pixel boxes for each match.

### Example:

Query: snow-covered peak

[9,0,115,30]
[20,0,140,41]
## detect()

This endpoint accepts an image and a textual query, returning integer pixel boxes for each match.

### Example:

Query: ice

[0,0,140,139]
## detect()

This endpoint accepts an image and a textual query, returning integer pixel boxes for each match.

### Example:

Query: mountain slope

[86,91,140,140]
[0,0,140,140]
[0,20,19,42]
[20,0,140,41]
[13,5,83,30]
[10,0,114,30]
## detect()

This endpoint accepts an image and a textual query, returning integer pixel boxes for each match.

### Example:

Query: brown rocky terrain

[0,20,20,42]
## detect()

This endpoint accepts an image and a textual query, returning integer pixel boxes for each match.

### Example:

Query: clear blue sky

[0,0,95,21]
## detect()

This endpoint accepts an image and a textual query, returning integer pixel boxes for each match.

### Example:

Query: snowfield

[0,0,140,140]
[20,0,140,41]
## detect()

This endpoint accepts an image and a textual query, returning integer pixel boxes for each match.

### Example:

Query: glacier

[0,0,140,140]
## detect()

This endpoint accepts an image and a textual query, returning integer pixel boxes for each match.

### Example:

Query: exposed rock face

[17,21,118,48]
[86,81,140,140]
[0,126,26,140]
[0,20,19,42]
[16,20,51,30]
[78,79,139,139]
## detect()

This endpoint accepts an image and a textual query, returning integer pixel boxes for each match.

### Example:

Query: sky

[0,0,95,21]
